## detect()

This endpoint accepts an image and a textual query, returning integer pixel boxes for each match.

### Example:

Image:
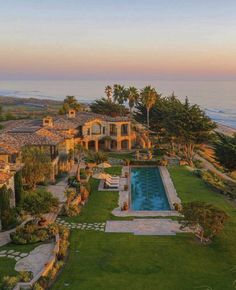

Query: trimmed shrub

[10,221,53,244]
[1,208,18,230]
[22,189,59,215]
[60,204,81,217]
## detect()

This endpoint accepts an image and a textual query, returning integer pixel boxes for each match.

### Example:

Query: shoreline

[215,123,236,136]
[0,95,236,135]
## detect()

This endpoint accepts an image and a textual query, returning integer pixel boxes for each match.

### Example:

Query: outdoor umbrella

[92,172,108,179]
[97,162,111,168]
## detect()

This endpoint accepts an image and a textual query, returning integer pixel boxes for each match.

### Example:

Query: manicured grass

[52,230,236,290]
[104,166,122,176]
[108,152,134,160]
[0,258,18,287]
[53,166,236,290]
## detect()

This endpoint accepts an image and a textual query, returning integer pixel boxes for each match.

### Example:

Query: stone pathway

[105,219,189,235]
[0,228,15,247]
[56,218,105,231]
[0,249,28,261]
[47,179,68,203]
[15,243,55,277]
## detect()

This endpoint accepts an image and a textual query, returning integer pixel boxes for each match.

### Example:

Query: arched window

[92,122,101,135]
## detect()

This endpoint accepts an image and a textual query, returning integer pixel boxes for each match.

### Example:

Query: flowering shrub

[10,221,52,244]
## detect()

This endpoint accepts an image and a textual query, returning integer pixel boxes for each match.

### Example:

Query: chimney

[67,109,76,119]
[43,116,53,127]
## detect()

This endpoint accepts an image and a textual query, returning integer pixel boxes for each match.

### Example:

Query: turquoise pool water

[131,167,170,211]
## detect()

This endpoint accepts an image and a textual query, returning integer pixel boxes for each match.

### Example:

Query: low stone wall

[13,234,60,290]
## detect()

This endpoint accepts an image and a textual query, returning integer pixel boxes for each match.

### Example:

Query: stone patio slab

[105,219,189,236]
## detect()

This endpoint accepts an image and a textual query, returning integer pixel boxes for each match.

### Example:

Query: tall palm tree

[126,86,139,115]
[104,85,112,102]
[113,84,126,104]
[140,86,158,130]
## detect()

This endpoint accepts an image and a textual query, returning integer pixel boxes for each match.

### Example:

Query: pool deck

[112,166,181,217]
[105,219,189,235]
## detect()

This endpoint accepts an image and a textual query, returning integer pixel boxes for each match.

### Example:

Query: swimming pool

[130,167,171,211]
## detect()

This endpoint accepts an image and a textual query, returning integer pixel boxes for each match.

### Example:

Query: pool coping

[112,166,181,217]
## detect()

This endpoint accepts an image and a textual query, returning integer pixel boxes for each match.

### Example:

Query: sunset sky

[1,0,236,80]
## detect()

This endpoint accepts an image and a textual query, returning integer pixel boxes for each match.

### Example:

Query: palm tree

[59,95,81,114]
[126,86,139,115]
[113,84,126,104]
[104,85,112,102]
[140,86,158,130]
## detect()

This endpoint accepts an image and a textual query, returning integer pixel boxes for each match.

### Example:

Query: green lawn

[0,242,40,287]
[52,166,236,290]
[107,152,134,160]
[0,258,17,286]
[104,166,122,176]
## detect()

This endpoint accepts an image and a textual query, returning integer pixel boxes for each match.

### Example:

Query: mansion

[0,110,146,193]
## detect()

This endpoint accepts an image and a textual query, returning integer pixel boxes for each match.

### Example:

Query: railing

[110,131,117,136]
[121,132,129,136]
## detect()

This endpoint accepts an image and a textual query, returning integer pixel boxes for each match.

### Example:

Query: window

[110,124,117,136]
[92,123,101,135]
[87,128,90,135]
[103,127,106,134]
[121,124,129,136]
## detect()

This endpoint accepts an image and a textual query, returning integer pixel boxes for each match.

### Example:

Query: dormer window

[67,109,76,118]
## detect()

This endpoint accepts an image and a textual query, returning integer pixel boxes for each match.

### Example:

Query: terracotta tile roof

[9,131,62,146]
[0,128,64,151]
[0,112,130,152]
[0,133,21,154]
[49,112,130,131]
[1,119,42,133]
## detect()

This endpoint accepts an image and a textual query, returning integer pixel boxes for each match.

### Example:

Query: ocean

[0,80,235,129]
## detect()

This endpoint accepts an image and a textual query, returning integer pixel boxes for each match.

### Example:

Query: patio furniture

[105,173,120,180]
[104,180,119,188]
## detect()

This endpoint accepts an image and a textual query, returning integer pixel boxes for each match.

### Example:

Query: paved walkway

[47,178,68,203]
[47,164,79,204]
[105,219,189,235]
[0,228,15,247]
[0,249,28,261]
[15,243,55,277]
[56,218,105,231]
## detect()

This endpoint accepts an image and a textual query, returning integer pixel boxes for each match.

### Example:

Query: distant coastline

[0,79,236,129]
[215,123,236,136]
[0,94,235,136]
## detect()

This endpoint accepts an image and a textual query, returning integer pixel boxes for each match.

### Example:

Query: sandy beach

[215,123,236,136]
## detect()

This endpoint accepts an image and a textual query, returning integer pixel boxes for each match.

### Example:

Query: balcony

[110,131,117,136]
[121,131,129,136]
